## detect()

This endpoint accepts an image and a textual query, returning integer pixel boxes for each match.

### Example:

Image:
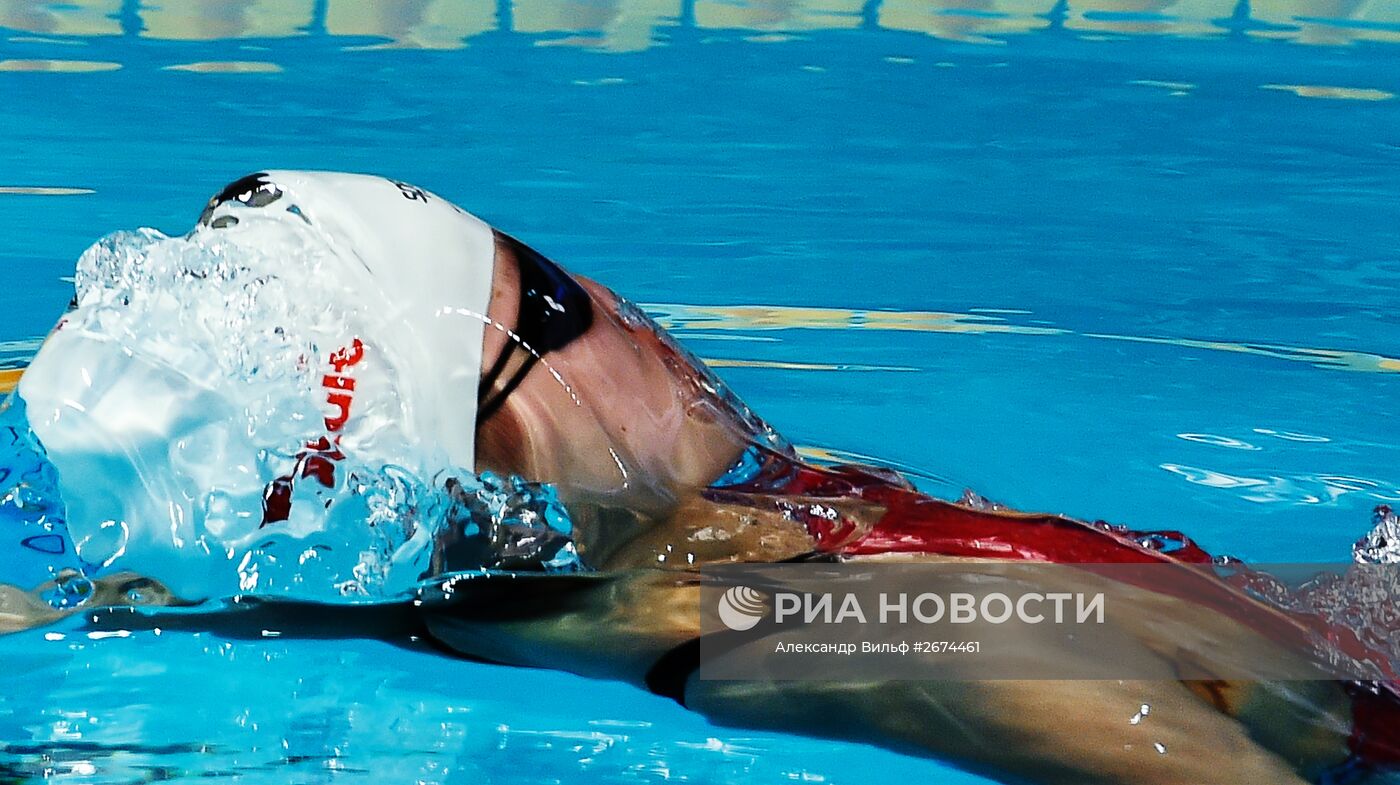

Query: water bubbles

[0,396,90,604]
[41,571,95,610]
[1135,533,1188,554]
[430,472,582,575]
[73,520,129,570]
[5,218,582,607]
[1128,704,1149,725]
[958,489,1008,512]
[1353,506,1400,564]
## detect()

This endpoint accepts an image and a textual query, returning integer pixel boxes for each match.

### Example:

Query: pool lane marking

[647,303,1400,375]
[0,368,22,394]
[2,300,1400,397]
[647,303,1066,336]
[0,338,42,355]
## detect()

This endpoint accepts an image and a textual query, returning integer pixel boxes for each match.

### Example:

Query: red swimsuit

[715,449,1400,771]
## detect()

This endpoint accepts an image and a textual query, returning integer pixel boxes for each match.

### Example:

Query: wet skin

[450,237,1358,784]
[3,233,1363,785]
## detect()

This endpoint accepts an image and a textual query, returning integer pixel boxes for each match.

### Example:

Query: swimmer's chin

[0,570,194,635]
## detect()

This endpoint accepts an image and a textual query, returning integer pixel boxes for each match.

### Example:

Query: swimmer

[9,172,1398,785]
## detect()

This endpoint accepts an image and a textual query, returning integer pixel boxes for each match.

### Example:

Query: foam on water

[1354,506,1400,565]
[3,221,579,608]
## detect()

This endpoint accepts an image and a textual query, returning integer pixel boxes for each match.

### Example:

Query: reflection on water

[704,357,917,371]
[1176,432,1263,450]
[0,186,94,195]
[0,338,42,365]
[138,0,310,40]
[653,302,1069,335]
[656,302,1400,376]
[1160,463,1400,506]
[1260,83,1396,101]
[1,0,1399,50]
[0,622,923,785]
[1083,332,1400,375]
[328,1,496,50]
[1129,78,1195,96]
[0,58,120,72]
[163,60,283,73]
[7,297,1400,398]
[1161,431,1400,507]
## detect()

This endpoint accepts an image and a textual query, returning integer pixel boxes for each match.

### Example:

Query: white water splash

[1354,506,1400,564]
[11,220,576,604]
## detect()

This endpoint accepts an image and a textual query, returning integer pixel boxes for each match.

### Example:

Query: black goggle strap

[477,233,594,425]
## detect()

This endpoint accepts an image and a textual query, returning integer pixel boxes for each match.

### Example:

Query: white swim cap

[201,171,496,470]
[18,171,496,598]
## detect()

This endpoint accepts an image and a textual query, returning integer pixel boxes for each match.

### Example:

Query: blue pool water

[2,1,1400,782]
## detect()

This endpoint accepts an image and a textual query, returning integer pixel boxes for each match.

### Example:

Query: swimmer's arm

[422,570,703,681]
[690,678,1316,785]
[422,574,1317,785]
[585,494,828,569]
